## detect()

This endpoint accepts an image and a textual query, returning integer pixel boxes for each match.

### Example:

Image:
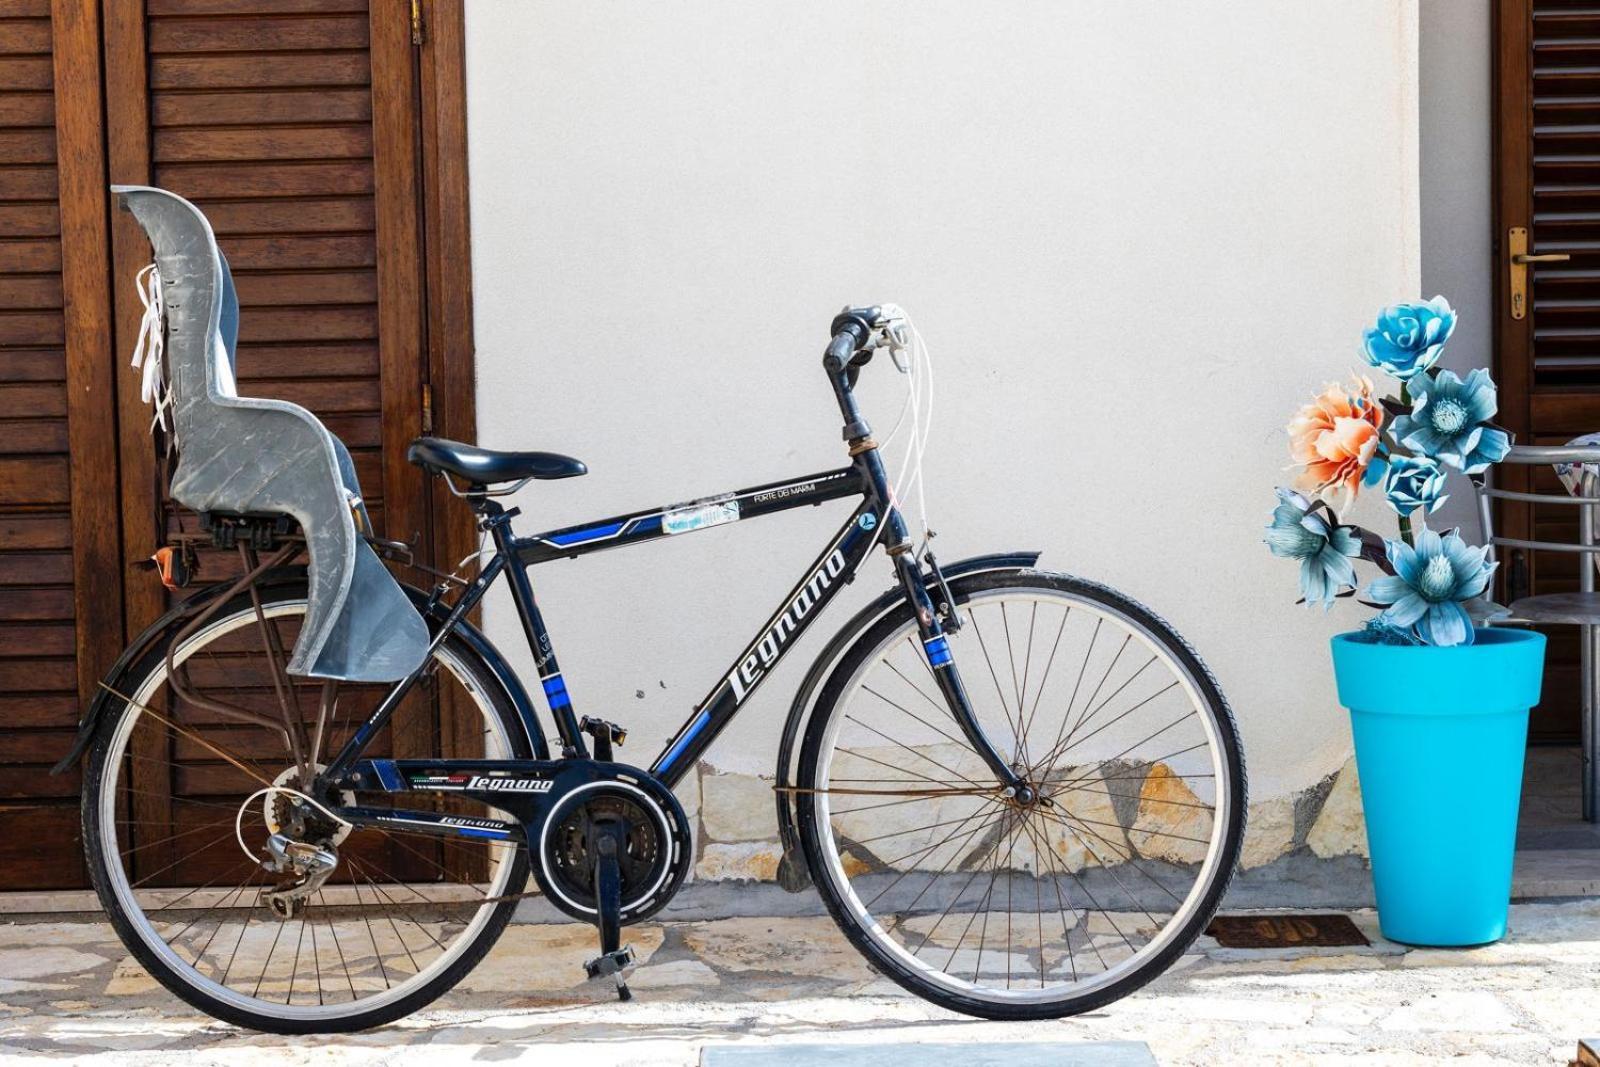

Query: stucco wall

[463,1,1421,878]
[1419,0,1493,538]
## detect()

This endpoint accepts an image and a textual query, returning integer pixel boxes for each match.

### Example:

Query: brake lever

[871,304,913,372]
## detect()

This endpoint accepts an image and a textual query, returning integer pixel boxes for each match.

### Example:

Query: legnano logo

[467,776,553,793]
[729,549,846,703]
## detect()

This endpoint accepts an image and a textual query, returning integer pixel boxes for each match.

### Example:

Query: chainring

[531,770,692,925]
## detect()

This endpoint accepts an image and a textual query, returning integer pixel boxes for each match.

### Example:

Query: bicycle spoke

[884,800,1013,934]
[843,714,989,790]
[863,798,1005,908]
[968,607,1025,757]
[1019,606,1070,747]
[93,595,520,1023]
[862,681,970,751]
[811,584,1236,1010]
[1032,804,1188,908]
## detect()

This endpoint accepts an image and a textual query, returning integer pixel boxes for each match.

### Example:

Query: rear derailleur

[254,782,345,920]
[259,834,337,920]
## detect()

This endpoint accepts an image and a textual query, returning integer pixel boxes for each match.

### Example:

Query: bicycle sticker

[663,497,740,535]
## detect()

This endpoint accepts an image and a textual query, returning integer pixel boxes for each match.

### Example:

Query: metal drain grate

[1205,913,1369,949]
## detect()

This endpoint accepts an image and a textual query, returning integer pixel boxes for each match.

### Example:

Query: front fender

[771,550,1040,891]
[52,568,546,773]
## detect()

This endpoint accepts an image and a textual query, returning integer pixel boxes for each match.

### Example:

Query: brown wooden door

[0,0,476,891]
[105,0,431,622]
[0,0,123,889]
[1495,0,1600,743]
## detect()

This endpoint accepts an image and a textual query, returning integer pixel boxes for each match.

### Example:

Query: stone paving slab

[699,1040,1157,1065]
[0,903,1593,1065]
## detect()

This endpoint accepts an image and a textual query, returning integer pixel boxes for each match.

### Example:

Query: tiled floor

[1518,746,1600,851]
[0,903,1596,1065]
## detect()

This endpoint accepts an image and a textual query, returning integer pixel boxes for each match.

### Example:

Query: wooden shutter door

[0,0,122,890]
[1496,0,1600,742]
[97,0,442,886]
[107,0,430,623]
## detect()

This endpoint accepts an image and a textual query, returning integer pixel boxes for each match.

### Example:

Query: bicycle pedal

[579,716,627,761]
[583,945,635,982]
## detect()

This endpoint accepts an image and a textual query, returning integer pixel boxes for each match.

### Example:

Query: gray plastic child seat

[113,184,429,683]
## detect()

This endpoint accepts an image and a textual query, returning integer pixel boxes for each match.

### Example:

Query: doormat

[1206,912,1370,949]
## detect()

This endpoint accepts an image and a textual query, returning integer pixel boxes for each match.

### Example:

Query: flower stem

[1396,382,1414,547]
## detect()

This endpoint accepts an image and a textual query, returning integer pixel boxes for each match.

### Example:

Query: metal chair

[1475,443,1600,822]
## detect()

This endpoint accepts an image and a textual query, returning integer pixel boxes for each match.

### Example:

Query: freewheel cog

[262,764,352,846]
[533,774,692,925]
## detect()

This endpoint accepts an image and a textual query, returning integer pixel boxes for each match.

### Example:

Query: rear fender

[52,568,545,773]
[771,551,1040,891]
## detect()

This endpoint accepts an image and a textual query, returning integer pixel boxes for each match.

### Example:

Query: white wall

[464,1,1421,801]
[1419,0,1493,537]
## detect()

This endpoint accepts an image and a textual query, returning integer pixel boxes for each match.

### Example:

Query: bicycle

[64,296,1246,1033]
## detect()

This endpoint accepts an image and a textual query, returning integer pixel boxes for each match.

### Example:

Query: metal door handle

[1509,227,1570,320]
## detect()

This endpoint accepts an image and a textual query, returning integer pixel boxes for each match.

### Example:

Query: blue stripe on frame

[542,674,571,709]
[548,520,626,547]
[924,636,953,668]
[455,826,514,840]
[373,759,404,791]
[658,709,711,774]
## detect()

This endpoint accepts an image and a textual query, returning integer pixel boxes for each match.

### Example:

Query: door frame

[1492,0,1535,548]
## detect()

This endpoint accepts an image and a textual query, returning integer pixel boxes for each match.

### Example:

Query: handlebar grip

[824,330,857,373]
[822,307,876,374]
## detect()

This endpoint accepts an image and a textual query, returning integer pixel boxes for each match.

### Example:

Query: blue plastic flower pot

[1329,628,1546,946]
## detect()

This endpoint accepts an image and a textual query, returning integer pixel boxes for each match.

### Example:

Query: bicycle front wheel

[797,571,1245,1020]
[81,581,532,1033]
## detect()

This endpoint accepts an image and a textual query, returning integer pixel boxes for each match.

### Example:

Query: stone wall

[682,755,1369,889]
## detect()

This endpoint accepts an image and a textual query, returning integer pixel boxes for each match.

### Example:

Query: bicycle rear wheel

[81,581,533,1033]
[797,571,1245,1019]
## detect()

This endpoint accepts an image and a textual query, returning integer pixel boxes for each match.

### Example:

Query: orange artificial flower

[1288,376,1385,503]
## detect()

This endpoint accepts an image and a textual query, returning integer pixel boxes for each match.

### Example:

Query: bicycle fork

[833,365,1031,803]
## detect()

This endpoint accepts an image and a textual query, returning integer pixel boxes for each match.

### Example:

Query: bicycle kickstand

[582,813,635,1001]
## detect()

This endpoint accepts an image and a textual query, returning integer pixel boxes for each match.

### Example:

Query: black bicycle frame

[322,365,1024,843]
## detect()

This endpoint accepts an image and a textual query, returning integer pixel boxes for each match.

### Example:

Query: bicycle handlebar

[823,306,880,377]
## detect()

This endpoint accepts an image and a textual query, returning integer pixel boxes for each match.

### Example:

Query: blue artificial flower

[1264,488,1362,609]
[1365,527,1496,647]
[1362,296,1457,381]
[1351,616,1423,646]
[1390,367,1512,474]
[1382,454,1449,517]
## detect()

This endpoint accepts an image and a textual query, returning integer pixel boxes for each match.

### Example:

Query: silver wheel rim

[97,601,518,1023]
[809,587,1233,1006]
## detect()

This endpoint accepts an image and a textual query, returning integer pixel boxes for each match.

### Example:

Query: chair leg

[1587,625,1599,823]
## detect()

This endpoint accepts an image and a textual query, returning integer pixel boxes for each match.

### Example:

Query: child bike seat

[113,184,429,683]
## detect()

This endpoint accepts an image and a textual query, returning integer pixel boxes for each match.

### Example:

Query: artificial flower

[1390,367,1512,474]
[1287,375,1385,502]
[1361,296,1456,381]
[1351,616,1424,646]
[1264,488,1363,608]
[1381,454,1449,517]
[1365,527,1496,647]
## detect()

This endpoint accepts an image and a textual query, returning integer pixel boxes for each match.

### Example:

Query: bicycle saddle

[407,437,587,485]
